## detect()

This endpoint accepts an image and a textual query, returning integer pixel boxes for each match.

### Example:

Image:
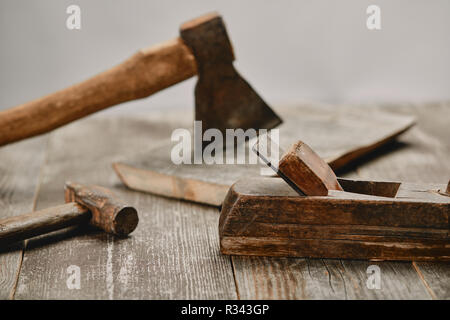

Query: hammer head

[65,182,139,236]
[180,13,282,136]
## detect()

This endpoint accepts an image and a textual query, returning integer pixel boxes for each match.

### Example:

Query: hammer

[0,12,281,147]
[0,182,139,246]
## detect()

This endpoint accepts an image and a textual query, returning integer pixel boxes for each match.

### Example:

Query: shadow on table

[0,224,132,254]
[334,139,410,176]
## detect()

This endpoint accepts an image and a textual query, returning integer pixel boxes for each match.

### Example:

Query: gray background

[1,0,449,112]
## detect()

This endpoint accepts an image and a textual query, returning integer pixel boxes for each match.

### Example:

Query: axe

[0,182,139,246]
[0,12,281,147]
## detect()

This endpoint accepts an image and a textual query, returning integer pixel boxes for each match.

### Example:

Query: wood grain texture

[412,261,450,299]
[0,135,48,299]
[232,257,433,299]
[2,102,447,300]
[114,103,415,206]
[354,102,450,299]
[230,182,434,299]
[229,102,447,300]
[12,113,236,299]
[220,178,449,261]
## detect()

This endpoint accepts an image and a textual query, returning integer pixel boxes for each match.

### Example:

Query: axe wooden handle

[0,38,196,146]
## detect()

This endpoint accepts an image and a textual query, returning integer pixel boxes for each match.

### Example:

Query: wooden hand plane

[219,139,449,261]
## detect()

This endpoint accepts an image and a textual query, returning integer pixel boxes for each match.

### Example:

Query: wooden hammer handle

[0,203,90,246]
[0,38,196,146]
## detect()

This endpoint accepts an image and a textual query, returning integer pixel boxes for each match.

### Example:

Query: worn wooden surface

[114,104,415,206]
[7,114,236,299]
[232,102,449,300]
[353,102,450,299]
[219,178,449,261]
[0,135,48,299]
[0,102,448,299]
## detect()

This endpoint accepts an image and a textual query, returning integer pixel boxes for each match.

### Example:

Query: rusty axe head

[180,13,282,135]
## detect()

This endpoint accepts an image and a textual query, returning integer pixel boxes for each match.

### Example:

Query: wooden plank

[232,257,431,299]
[412,261,450,299]
[278,104,416,169]
[13,114,237,299]
[355,102,450,299]
[114,103,415,206]
[0,135,48,299]
[6,103,446,299]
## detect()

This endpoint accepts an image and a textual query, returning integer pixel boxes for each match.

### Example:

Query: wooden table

[0,102,449,299]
